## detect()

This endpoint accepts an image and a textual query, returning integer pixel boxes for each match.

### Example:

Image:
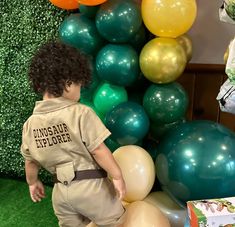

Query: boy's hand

[112,177,126,200]
[29,180,45,202]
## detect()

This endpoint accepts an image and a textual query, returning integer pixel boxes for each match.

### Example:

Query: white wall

[188,0,235,64]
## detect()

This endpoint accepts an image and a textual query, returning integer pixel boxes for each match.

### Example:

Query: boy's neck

[43,92,57,100]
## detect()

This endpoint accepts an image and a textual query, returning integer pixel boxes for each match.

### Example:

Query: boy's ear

[66,80,72,87]
[64,80,72,92]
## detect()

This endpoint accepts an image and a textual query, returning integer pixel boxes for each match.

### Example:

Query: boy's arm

[25,160,45,202]
[91,143,126,200]
[25,160,40,185]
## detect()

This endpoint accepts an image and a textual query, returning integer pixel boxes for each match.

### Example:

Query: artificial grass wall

[0,0,69,181]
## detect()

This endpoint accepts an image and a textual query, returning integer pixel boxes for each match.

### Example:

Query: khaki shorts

[52,178,125,227]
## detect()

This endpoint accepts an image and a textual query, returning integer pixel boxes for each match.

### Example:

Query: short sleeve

[20,123,34,161]
[80,107,111,152]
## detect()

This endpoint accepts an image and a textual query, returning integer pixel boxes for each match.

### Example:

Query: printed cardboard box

[187,197,235,227]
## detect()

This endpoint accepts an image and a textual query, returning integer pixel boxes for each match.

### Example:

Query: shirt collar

[33,97,77,114]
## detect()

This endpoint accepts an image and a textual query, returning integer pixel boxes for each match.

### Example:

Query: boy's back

[22,97,109,174]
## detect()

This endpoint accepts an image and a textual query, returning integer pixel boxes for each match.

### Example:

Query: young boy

[20,41,126,227]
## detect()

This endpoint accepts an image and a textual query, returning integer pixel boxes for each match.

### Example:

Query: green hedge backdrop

[0,0,70,182]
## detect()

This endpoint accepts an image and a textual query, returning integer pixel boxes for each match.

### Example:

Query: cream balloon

[113,145,155,202]
[140,37,187,84]
[86,222,97,227]
[122,200,130,208]
[176,34,193,62]
[123,201,171,227]
[144,191,187,227]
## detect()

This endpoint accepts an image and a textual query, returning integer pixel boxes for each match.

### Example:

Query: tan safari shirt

[21,97,111,174]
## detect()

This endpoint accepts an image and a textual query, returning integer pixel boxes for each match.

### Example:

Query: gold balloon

[176,34,193,62]
[144,191,187,227]
[123,201,171,227]
[224,46,229,63]
[223,39,234,63]
[141,0,197,38]
[113,145,155,202]
[139,37,187,84]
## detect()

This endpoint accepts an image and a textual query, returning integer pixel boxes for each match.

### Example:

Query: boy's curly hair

[29,41,92,97]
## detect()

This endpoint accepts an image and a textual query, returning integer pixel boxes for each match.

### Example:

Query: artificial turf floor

[0,178,58,227]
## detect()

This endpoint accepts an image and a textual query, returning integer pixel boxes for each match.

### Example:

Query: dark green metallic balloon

[150,118,186,140]
[127,72,150,92]
[96,44,139,86]
[143,82,188,124]
[128,24,146,53]
[59,14,105,55]
[142,138,158,162]
[79,5,99,18]
[105,101,150,145]
[104,137,120,152]
[93,82,128,115]
[156,120,235,205]
[95,0,142,43]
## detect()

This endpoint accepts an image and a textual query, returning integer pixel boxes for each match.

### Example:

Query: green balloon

[128,24,146,53]
[93,82,128,115]
[156,120,235,205]
[142,139,158,161]
[59,14,105,55]
[79,5,99,18]
[96,44,139,86]
[79,99,105,122]
[95,0,142,43]
[143,82,188,124]
[127,72,150,92]
[150,118,186,140]
[104,137,120,152]
[105,101,150,145]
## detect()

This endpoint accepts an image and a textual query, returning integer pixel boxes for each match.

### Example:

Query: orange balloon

[77,0,107,6]
[49,0,79,10]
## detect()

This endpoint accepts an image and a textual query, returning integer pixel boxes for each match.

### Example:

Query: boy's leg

[57,212,89,227]
[72,178,126,227]
[52,184,90,227]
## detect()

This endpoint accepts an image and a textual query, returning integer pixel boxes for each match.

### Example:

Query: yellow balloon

[223,39,234,63]
[141,0,197,38]
[144,191,187,227]
[123,201,171,227]
[139,37,187,84]
[176,34,193,62]
[113,145,155,202]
